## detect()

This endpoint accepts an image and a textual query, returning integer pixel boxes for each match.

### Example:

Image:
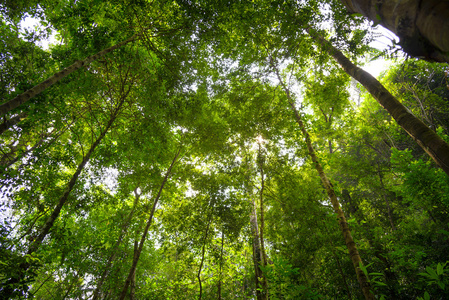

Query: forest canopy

[1,0,449,299]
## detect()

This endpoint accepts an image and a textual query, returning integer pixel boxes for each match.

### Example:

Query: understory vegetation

[1,0,448,299]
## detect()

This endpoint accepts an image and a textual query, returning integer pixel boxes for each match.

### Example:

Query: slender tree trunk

[218,231,224,300]
[0,34,138,118]
[311,31,449,177]
[257,143,268,268]
[250,197,264,300]
[257,143,269,299]
[273,66,374,300]
[198,216,212,300]
[92,189,141,300]
[28,97,127,256]
[339,0,449,62]
[119,148,181,300]
[0,91,128,299]
[130,240,138,300]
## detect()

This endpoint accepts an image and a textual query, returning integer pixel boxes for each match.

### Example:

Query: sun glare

[256,135,265,144]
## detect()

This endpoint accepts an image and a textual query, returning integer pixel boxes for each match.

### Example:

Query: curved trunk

[273,65,374,300]
[119,148,181,300]
[0,34,138,118]
[340,0,449,62]
[311,32,449,177]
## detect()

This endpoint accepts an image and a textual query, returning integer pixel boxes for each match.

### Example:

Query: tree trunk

[311,31,449,177]
[340,0,449,62]
[257,143,269,299]
[28,94,127,256]
[130,240,138,300]
[0,90,128,299]
[118,148,181,300]
[198,215,212,300]
[0,34,138,118]
[218,231,224,300]
[92,189,141,300]
[273,65,374,300]
[250,196,264,300]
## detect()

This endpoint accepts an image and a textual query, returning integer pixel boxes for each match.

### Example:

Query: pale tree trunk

[92,189,141,300]
[311,31,449,177]
[273,65,374,300]
[340,0,449,62]
[119,148,181,300]
[0,35,138,118]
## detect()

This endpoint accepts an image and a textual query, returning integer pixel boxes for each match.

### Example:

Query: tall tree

[273,62,374,300]
[310,30,449,176]
[340,0,449,62]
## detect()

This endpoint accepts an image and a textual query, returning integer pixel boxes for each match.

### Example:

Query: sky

[20,16,397,79]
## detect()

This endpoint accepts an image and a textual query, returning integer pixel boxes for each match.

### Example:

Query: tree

[340,0,449,63]
[2,1,449,299]
[310,30,449,176]
[273,62,374,300]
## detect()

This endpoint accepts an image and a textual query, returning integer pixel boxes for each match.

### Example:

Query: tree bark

[257,143,269,299]
[118,148,181,300]
[92,189,141,300]
[0,89,128,299]
[0,34,138,118]
[27,93,127,256]
[340,0,449,62]
[218,231,224,300]
[273,65,374,300]
[250,196,264,300]
[311,31,449,177]
[130,240,138,300]
[198,215,212,300]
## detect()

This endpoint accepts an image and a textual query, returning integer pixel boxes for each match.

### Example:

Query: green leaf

[426,266,439,280]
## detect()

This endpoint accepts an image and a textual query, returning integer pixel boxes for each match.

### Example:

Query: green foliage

[261,257,324,299]
[1,0,449,299]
